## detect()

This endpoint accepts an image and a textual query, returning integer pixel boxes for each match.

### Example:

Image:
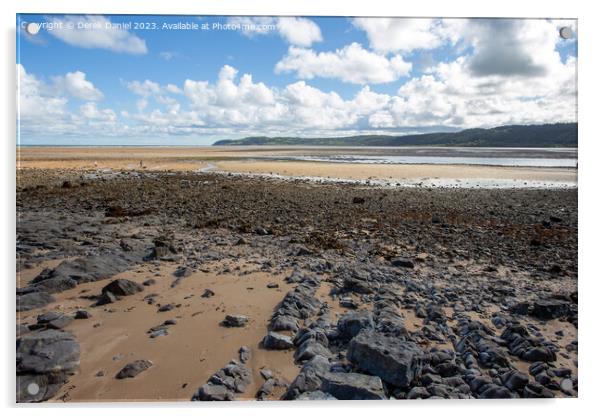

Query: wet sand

[17,260,301,402]
[215,160,577,184]
[17,146,577,186]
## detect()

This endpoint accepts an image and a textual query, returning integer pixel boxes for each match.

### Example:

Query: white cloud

[18,16,577,143]
[126,80,161,97]
[461,19,571,78]
[80,102,116,122]
[17,64,68,120]
[17,64,117,139]
[276,17,322,47]
[53,71,104,101]
[227,16,322,47]
[352,18,453,53]
[46,15,147,54]
[275,43,412,84]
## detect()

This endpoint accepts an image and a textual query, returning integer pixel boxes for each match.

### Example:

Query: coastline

[17,146,577,189]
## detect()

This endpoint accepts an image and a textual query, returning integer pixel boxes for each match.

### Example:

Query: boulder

[192,383,234,401]
[296,391,337,400]
[31,255,133,290]
[17,291,55,312]
[36,312,73,329]
[294,339,333,362]
[284,355,385,400]
[192,360,252,400]
[531,299,571,320]
[262,332,294,350]
[16,330,80,402]
[101,279,144,297]
[347,329,423,387]
[337,311,374,341]
[95,291,117,306]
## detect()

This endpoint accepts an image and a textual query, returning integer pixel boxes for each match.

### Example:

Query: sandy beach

[17,147,577,187]
[16,148,578,402]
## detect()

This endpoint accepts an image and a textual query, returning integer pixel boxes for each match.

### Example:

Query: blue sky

[17,15,577,145]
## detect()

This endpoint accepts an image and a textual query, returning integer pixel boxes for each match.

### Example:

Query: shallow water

[258,147,578,168]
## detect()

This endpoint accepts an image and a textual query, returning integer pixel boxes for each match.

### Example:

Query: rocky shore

[16,168,577,401]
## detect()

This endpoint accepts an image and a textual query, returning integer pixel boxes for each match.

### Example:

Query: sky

[17,15,577,145]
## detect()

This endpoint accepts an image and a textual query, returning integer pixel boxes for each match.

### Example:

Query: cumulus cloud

[46,15,147,54]
[227,16,322,47]
[126,79,161,97]
[80,102,116,122]
[17,64,68,120]
[53,71,104,101]
[275,43,412,84]
[17,64,117,139]
[352,18,455,53]
[462,19,571,78]
[276,17,323,47]
[18,17,577,142]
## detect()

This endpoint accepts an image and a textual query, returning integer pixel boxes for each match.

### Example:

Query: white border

[2,1,600,415]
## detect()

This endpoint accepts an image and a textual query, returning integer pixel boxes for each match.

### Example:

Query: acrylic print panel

[16,14,577,402]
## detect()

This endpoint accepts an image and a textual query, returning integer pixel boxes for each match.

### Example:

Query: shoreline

[16,146,577,190]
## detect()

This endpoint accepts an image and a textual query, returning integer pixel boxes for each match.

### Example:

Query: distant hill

[213,123,577,147]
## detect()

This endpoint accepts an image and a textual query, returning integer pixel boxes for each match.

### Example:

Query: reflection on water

[269,154,577,168]
[254,147,577,168]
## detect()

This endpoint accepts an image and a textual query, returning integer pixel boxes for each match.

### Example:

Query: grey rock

[157,303,175,312]
[173,266,192,278]
[260,368,273,380]
[407,386,431,399]
[479,384,514,399]
[31,276,77,294]
[502,370,529,391]
[262,332,294,350]
[36,312,73,329]
[532,299,571,320]
[320,371,386,400]
[269,315,299,332]
[296,391,337,400]
[337,311,374,341]
[192,360,252,400]
[101,279,144,297]
[222,314,249,328]
[284,355,385,400]
[391,257,415,268]
[201,289,215,298]
[17,291,55,312]
[347,330,423,387]
[31,255,133,290]
[294,339,333,362]
[17,329,80,374]
[192,383,234,401]
[115,359,153,379]
[560,378,573,394]
[523,347,556,362]
[95,291,117,306]
[16,329,80,403]
[256,378,276,399]
[74,310,92,319]
[239,346,251,363]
